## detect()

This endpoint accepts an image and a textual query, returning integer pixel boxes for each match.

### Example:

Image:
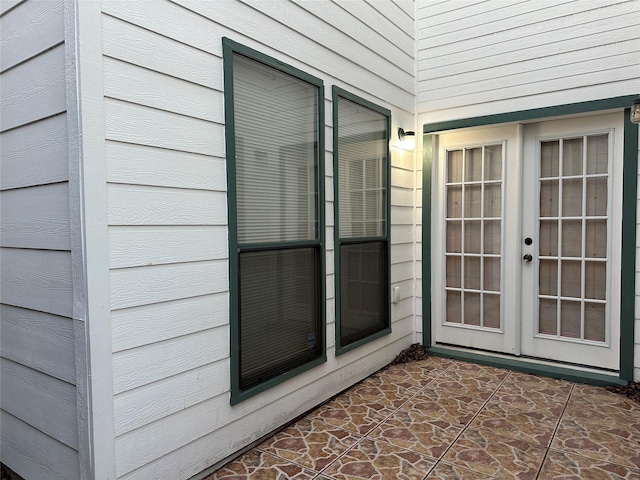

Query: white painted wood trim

[65,1,116,478]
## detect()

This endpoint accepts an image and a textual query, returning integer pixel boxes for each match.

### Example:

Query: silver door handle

[523,254,533,262]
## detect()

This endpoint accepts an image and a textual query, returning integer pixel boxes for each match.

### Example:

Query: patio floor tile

[538,449,640,480]
[208,357,639,480]
[321,438,434,480]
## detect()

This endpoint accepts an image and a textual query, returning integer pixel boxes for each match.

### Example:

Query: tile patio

[206,357,640,479]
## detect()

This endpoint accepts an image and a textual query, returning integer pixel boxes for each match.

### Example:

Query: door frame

[422,95,638,385]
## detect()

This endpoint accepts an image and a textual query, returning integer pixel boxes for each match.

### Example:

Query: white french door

[433,113,624,371]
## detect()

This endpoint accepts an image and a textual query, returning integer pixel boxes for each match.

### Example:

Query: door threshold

[430,345,627,387]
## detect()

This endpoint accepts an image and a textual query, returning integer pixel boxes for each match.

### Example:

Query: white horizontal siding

[1,305,76,384]
[0,411,79,480]
[111,293,228,352]
[0,0,63,72]
[1,358,78,449]
[0,113,68,189]
[110,260,228,310]
[113,360,229,436]
[0,43,66,132]
[417,0,640,121]
[106,141,226,191]
[0,248,72,317]
[103,56,223,123]
[0,2,79,479]
[109,226,228,269]
[108,185,227,226]
[112,327,228,394]
[0,182,70,250]
[104,98,225,157]
[102,13,222,90]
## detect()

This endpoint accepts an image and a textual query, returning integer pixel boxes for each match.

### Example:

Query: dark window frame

[332,86,391,355]
[224,38,326,404]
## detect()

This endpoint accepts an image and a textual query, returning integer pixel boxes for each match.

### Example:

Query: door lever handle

[523,254,533,262]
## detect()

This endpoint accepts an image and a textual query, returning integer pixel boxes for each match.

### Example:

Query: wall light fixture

[631,99,640,124]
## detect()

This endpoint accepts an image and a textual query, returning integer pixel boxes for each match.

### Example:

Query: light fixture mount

[398,127,415,142]
[631,99,640,124]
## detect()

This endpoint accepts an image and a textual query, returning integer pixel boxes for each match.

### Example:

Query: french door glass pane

[234,54,318,244]
[445,144,502,329]
[537,134,609,342]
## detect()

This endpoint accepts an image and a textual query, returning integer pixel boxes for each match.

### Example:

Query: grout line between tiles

[312,362,455,478]
[533,381,576,480]
[429,367,514,477]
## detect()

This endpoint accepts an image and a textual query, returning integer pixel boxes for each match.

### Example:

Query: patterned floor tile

[207,450,319,479]
[368,408,463,459]
[371,363,440,391]
[425,462,497,479]
[441,429,546,480]
[258,418,360,472]
[404,390,485,426]
[538,449,640,480]
[425,376,498,402]
[563,385,640,428]
[490,373,571,415]
[329,381,412,411]
[469,402,560,447]
[322,438,435,480]
[551,418,640,469]
[307,400,393,435]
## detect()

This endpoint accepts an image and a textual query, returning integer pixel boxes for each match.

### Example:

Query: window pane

[540,180,559,217]
[464,292,481,326]
[539,260,558,296]
[585,303,605,342]
[539,220,558,256]
[484,184,501,218]
[539,299,557,335]
[587,135,608,174]
[337,98,387,238]
[561,260,581,298]
[234,54,318,244]
[464,256,481,290]
[483,294,501,328]
[484,145,502,181]
[483,257,500,292]
[586,177,607,217]
[562,178,583,217]
[448,150,462,183]
[563,138,583,176]
[446,256,461,288]
[465,185,482,218]
[446,291,461,323]
[239,248,321,389]
[540,141,559,178]
[340,241,388,346]
[560,301,581,338]
[562,220,582,257]
[465,148,482,181]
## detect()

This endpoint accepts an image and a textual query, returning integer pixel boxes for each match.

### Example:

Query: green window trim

[332,86,392,355]
[422,95,638,384]
[223,38,326,404]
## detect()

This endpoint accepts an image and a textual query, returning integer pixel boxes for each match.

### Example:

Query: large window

[333,87,391,353]
[224,39,325,403]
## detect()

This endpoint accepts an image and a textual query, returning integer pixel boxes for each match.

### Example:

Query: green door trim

[422,95,638,384]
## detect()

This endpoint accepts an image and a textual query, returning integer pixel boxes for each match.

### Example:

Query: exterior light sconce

[631,99,640,124]
[396,127,416,150]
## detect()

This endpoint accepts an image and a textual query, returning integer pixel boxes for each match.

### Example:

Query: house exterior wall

[99,1,416,478]
[415,0,640,381]
[0,0,81,478]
